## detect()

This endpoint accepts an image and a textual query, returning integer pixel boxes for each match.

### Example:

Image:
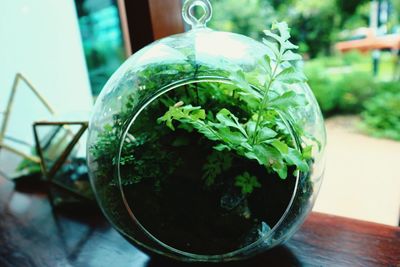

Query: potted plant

[87,0,326,262]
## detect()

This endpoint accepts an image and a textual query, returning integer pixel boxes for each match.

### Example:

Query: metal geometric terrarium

[0,73,54,176]
[87,0,326,262]
[34,121,92,201]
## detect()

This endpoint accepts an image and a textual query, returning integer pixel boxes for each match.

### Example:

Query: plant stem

[251,58,281,145]
[194,64,200,105]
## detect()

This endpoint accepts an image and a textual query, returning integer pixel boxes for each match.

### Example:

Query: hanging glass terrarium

[87,0,326,262]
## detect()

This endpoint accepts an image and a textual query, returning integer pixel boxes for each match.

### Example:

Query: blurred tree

[335,0,369,26]
[393,0,400,14]
[208,0,398,58]
[341,2,370,31]
[209,0,340,57]
[388,0,400,32]
[289,12,337,57]
[279,0,340,57]
[208,0,276,39]
[264,0,294,10]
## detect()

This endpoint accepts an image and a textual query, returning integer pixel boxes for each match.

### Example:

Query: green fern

[158,22,311,181]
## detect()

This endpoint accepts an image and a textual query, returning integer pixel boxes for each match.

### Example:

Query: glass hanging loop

[182,0,213,29]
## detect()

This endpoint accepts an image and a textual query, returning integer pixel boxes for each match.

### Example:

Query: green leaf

[157,104,206,131]
[268,91,307,110]
[302,145,313,160]
[271,159,288,179]
[230,70,253,92]
[191,109,206,120]
[259,55,272,75]
[231,71,264,107]
[216,108,247,137]
[240,142,253,151]
[218,128,247,146]
[284,148,309,173]
[263,30,283,44]
[151,21,314,188]
[283,40,298,50]
[213,144,230,151]
[258,126,278,142]
[235,172,261,194]
[246,121,257,136]
[282,50,302,61]
[271,140,289,154]
[276,66,307,84]
[104,124,113,132]
[202,151,232,186]
[252,144,281,167]
[244,151,259,162]
[216,109,238,128]
[262,39,280,58]
[196,124,220,141]
[272,21,290,41]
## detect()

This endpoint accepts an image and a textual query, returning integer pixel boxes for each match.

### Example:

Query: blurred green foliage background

[75,0,400,140]
[209,0,400,140]
[209,0,399,58]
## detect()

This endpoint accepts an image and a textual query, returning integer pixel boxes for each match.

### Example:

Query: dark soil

[121,137,296,255]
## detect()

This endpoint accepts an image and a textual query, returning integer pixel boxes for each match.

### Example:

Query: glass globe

[87,0,326,262]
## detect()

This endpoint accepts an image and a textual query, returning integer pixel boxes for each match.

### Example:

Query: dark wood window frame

[117,0,184,55]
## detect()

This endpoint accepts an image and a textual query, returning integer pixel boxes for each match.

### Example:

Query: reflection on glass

[75,0,126,96]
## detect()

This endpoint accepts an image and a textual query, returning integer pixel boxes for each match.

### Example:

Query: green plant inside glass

[88,19,324,259]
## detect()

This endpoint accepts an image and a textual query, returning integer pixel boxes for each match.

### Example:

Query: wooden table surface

[0,175,399,267]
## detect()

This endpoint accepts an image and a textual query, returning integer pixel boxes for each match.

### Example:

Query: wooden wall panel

[118,0,184,55]
[148,0,184,40]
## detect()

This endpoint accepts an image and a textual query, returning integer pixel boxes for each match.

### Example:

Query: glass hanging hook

[182,0,213,29]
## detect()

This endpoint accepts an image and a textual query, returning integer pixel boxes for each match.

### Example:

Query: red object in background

[336,28,400,53]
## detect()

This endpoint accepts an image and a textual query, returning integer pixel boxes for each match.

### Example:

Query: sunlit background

[206,0,400,226]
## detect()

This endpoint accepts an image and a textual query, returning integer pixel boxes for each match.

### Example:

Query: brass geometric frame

[0,73,55,164]
[33,121,91,200]
[0,74,92,201]
[0,73,92,202]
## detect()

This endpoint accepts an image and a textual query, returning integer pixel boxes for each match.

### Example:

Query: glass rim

[115,76,302,260]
